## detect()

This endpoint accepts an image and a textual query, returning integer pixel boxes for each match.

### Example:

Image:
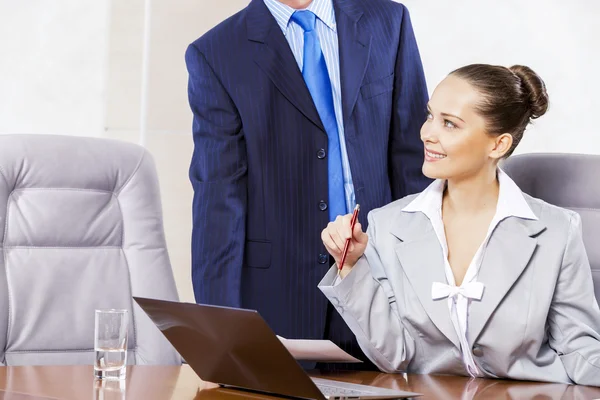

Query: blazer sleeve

[186,43,246,308]
[389,4,431,199]
[318,211,416,372]
[548,212,600,386]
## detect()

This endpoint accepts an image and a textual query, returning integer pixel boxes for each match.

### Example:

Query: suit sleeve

[318,211,416,372]
[548,212,600,386]
[186,43,246,308]
[389,4,431,199]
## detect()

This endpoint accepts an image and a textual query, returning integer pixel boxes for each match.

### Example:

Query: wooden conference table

[1,365,599,400]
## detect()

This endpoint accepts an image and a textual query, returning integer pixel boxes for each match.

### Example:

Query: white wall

[402,0,600,155]
[0,0,111,136]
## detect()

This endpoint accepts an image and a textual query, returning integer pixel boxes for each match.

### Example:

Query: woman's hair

[450,64,549,157]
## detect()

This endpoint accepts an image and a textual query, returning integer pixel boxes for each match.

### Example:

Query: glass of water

[93,378,127,400]
[94,309,128,380]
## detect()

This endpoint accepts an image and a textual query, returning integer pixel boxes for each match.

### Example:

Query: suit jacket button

[472,345,483,357]
[317,149,326,159]
[319,201,328,211]
[318,253,329,264]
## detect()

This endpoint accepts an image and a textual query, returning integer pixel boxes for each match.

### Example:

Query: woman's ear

[489,133,513,160]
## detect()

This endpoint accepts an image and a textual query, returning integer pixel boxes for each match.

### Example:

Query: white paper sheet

[277,336,362,363]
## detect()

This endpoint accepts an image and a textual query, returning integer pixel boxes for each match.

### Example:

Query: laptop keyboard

[316,383,374,397]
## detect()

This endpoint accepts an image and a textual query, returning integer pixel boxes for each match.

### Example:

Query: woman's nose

[420,121,437,143]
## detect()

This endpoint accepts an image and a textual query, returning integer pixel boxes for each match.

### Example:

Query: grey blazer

[319,194,600,386]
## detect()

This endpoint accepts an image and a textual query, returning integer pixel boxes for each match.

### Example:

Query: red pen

[338,204,360,273]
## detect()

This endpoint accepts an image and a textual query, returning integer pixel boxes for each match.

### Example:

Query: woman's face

[420,75,509,181]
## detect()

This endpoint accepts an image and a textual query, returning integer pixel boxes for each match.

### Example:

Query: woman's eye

[444,120,456,129]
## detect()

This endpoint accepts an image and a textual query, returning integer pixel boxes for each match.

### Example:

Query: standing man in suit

[185,0,429,368]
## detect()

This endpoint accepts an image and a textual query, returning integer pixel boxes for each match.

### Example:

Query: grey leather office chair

[502,153,600,304]
[0,134,181,365]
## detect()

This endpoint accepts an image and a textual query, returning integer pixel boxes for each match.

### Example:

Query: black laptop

[134,297,420,399]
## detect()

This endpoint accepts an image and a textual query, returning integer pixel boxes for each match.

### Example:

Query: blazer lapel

[334,0,371,129]
[467,217,547,345]
[246,0,325,132]
[391,212,461,349]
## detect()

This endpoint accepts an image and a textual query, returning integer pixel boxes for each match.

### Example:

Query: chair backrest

[0,134,181,365]
[502,153,600,303]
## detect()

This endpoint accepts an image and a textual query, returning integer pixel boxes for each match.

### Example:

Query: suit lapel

[247,0,325,132]
[391,212,461,349]
[392,210,547,350]
[334,0,371,128]
[467,217,546,345]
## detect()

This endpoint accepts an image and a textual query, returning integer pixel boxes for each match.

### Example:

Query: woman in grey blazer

[319,64,600,386]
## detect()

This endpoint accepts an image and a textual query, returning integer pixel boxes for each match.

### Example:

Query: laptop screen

[134,297,325,400]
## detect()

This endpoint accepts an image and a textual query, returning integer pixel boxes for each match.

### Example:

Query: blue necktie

[292,10,346,221]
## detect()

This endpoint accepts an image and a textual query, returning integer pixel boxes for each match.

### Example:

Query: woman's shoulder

[368,193,422,223]
[523,193,581,229]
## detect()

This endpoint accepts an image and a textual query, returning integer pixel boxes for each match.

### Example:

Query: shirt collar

[402,168,538,221]
[263,0,336,34]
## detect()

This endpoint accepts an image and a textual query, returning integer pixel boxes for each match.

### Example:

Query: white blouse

[401,169,538,376]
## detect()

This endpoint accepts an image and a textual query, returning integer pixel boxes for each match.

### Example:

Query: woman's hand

[321,213,368,278]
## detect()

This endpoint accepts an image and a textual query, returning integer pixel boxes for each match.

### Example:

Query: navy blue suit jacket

[186,0,431,341]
